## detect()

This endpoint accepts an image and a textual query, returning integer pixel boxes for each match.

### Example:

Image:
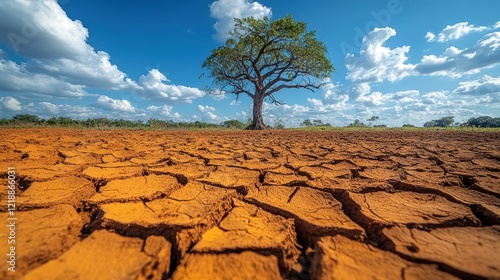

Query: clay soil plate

[0,128,499,279]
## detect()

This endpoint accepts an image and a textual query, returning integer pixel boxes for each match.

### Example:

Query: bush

[222,119,246,129]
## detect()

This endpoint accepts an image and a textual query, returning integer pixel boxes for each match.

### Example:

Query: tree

[347,119,368,127]
[423,116,455,127]
[222,119,246,129]
[12,114,40,123]
[367,116,379,126]
[465,116,500,128]
[202,15,333,129]
[301,119,313,127]
[313,119,324,126]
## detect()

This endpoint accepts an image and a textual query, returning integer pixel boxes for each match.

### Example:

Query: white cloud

[357,91,392,106]
[0,0,88,59]
[0,49,6,58]
[0,58,87,98]
[198,104,216,112]
[206,111,218,120]
[147,105,181,119]
[263,102,311,126]
[422,91,450,105]
[0,1,205,104]
[318,81,350,111]
[197,104,219,121]
[323,81,345,99]
[40,101,59,114]
[390,90,419,99]
[95,95,136,113]
[0,96,22,111]
[425,32,436,42]
[416,31,500,77]
[428,22,488,43]
[137,69,205,103]
[36,50,139,90]
[209,0,272,42]
[0,0,136,91]
[495,21,500,30]
[403,101,429,112]
[307,97,348,112]
[453,75,500,95]
[345,27,415,84]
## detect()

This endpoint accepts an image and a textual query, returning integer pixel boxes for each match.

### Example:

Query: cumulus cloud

[345,27,415,84]
[0,0,88,59]
[147,105,181,119]
[205,111,218,120]
[0,96,22,111]
[357,91,392,106]
[95,95,136,113]
[307,97,348,112]
[0,58,87,98]
[197,104,219,120]
[389,90,419,103]
[422,91,450,105]
[427,22,488,42]
[0,0,136,91]
[209,0,272,42]
[39,101,59,114]
[137,69,205,103]
[36,50,139,90]
[319,81,350,110]
[263,102,309,120]
[415,31,500,77]
[425,32,436,42]
[198,105,216,112]
[0,0,205,104]
[453,75,500,95]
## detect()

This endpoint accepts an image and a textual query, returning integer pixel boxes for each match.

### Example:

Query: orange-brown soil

[0,128,499,279]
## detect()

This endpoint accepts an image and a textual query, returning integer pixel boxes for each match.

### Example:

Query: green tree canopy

[202,15,333,129]
[301,119,313,127]
[348,119,368,128]
[12,114,40,123]
[423,116,455,127]
[465,116,500,128]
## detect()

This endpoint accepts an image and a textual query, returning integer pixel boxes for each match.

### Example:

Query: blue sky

[0,0,499,127]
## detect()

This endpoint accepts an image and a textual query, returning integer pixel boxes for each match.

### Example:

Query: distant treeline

[0,114,250,129]
[423,116,500,128]
[0,114,499,129]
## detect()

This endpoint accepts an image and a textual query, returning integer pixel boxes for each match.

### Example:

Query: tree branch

[265,81,319,97]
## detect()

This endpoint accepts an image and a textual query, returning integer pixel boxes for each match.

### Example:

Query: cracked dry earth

[0,128,499,280]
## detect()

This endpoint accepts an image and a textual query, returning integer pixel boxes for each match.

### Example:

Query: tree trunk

[250,95,267,130]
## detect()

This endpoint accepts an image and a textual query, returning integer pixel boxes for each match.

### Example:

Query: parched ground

[0,128,499,279]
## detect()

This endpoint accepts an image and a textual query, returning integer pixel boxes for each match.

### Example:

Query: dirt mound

[0,128,499,279]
